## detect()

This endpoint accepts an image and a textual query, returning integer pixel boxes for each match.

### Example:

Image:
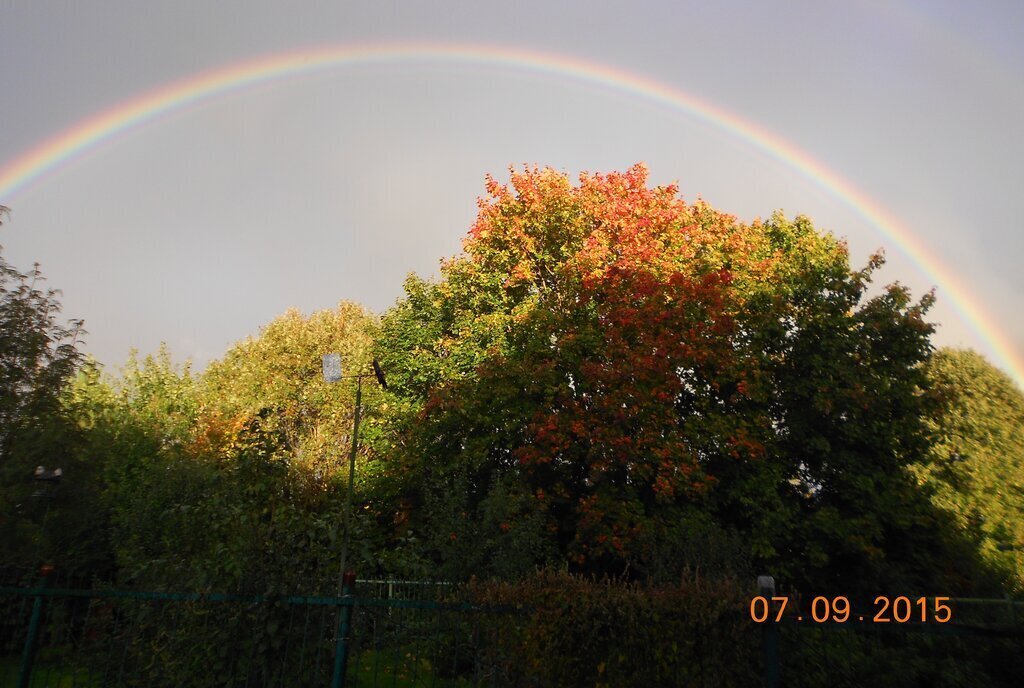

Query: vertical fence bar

[762,621,780,688]
[390,602,403,687]
[756,575,780,688]
[372,601,384,687]
[16,565,54,688]
[331,571,357,688]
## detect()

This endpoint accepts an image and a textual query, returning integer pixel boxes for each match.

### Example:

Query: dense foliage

[0,204,82,466]
[917,348,1024,588]
[0,209,100,571]
[377,165,986,596]
[464,570,761,686]
[67,305,386,591]
[462,569,1021,688]
[2,171,1023,683]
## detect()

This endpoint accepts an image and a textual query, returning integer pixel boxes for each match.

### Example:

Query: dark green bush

[463,570,761,688]
[460,570,1024,688]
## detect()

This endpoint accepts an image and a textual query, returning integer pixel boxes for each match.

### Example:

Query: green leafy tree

[89,303,392,589]
[195,302,390,583]
[198,302,379,476]
[49,300,398,590]
[68,347,208,584]
[0,209,95,570]
[0,210,83,464]
[917,348,1024,589]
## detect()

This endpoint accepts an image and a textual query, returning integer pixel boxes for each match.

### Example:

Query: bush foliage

[465,569,761,687]
[2,169,1023,683]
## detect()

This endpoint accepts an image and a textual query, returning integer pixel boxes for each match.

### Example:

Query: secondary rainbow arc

[0,41,1019,386]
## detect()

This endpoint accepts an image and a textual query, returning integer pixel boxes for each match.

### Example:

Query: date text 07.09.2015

[750,596,953,624]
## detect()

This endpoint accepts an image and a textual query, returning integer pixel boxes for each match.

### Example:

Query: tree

[0,213,83,461]
[198,301,379,476]
[917,348,1024,589]
[82,304,388,590]
[195,303,391,583]
[0,208,91,568]
[379,164,973,592]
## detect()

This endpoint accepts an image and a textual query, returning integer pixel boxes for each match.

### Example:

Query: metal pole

[17,566,54,688]
[331,571,357,688]
[758,575,779,688]
[338,375,362,595]
[762,623,779,688]
[32,467,61,566]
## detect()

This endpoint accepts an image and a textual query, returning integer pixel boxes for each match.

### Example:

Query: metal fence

[5,568,1024,688]
[763,598,1024,688]
[0,569,516,688]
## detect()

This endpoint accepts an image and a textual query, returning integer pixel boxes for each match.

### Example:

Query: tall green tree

[0,208,93,569]
[65,347,207,584]
[917,348,1024,589]
[86,304,390,589]
[195,303,391,583]
[0,209,83,463]
[198,301,379,476]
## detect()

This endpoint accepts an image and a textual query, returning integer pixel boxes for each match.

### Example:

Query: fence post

[757,575,779,688]
[762,623,779,688]
[331,571,357,688]
[17,564,55,688]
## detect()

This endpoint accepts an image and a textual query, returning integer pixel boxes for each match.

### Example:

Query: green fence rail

[762,598,1024,688]
[4,567,1023,688]
[0,570,516,688]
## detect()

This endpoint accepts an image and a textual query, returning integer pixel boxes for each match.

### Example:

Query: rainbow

[1,41,1020,387]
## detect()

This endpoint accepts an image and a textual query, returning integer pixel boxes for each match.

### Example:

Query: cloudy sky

[1,1,1022,384]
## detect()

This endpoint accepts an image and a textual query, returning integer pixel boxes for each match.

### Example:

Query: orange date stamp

[749,595,953,624]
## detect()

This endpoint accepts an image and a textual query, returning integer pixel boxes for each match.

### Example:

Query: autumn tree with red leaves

[378,164,982,594]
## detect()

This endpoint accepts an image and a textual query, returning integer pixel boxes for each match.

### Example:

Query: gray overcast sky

[1,1,1022,383]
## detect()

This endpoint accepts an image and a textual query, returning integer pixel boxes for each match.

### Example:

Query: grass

[349,647,478,688]
[0,655,103,688]
[4,650,478,688]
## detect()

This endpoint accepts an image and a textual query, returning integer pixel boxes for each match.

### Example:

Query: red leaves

[506,259,748,557]
[414,164,798,569]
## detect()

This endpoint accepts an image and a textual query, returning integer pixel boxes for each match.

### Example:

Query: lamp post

[322,354,388,592]
[32,466,62,562]
[21,463,61,688]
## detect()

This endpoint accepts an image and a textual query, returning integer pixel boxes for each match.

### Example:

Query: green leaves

[373,165,966,593]
[916,348,1024,590]
[0,228,89,569]
[6,166,1014,609]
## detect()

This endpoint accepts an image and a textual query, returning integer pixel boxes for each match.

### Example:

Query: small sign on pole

[322,353,342,383]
